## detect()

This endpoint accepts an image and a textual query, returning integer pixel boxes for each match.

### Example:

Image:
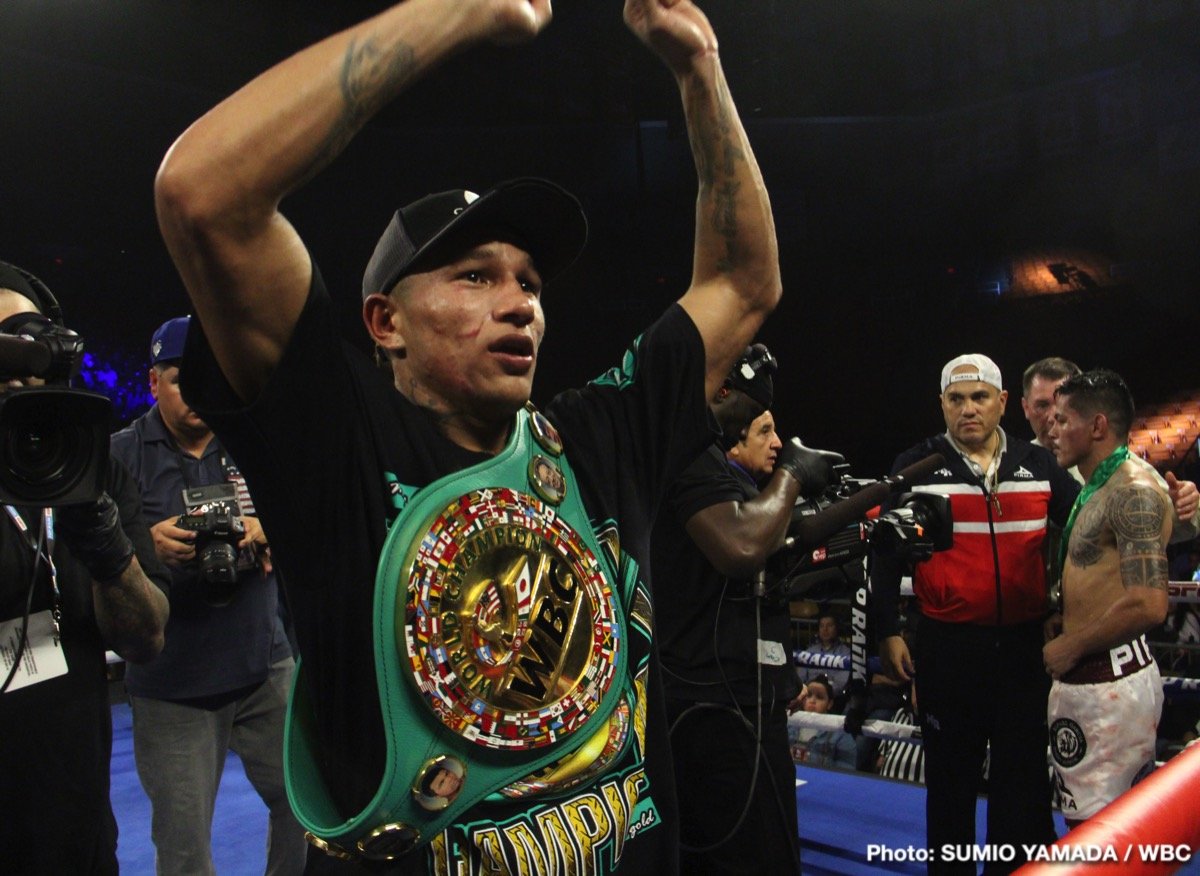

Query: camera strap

[4,506,61,642]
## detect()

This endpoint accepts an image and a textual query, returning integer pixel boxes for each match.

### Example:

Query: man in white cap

[872,353,1081,874]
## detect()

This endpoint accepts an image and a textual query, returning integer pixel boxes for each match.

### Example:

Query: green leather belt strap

[284,405,630,860]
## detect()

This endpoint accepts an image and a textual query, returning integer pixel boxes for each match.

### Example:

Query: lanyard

[1058,444,1129,573]
[4,505,62,643]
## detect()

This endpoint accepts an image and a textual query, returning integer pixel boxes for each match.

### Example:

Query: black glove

[55,492,136,582]
[777,438,843,499]
[842,678,868,736]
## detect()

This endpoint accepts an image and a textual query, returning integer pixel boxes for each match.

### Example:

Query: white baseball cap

[940,354,1003,393]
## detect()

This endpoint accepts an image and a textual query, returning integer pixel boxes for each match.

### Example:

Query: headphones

[0,259,66,327]
[735,343,777,381]
[721,343,778,402]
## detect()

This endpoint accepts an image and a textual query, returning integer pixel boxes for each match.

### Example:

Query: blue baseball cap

[150,316,190,365]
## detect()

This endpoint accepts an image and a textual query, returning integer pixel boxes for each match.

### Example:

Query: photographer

[109,316,304,875]
[651,344,835,875]
[0,261,169,874]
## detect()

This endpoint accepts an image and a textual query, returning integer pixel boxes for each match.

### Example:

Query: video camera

[0,310,111,506]
[177,483,256,606]
[767,453,953,601]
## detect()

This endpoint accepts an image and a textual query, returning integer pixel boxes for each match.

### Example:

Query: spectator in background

[855,621,916,771]
[796,610,851,699]
[876,685,924,784]
[790,676,856,770]
[1021,357,1081,470]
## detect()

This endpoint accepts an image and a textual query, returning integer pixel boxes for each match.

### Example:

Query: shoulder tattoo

[1110,484,1169,591]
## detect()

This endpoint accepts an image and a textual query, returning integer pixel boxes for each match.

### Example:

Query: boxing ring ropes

[787,578,1200,874]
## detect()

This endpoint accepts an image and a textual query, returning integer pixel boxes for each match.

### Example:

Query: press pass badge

[0,610,69,692]
[757,638,787,666]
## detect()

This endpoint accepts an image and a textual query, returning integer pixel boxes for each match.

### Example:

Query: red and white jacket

[873,431,1079,637]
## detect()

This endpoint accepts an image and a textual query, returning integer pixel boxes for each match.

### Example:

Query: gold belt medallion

[402,488,620,751]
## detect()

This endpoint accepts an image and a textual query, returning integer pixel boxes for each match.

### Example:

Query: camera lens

[200,542,240,607]
[0,387,111,506]
[6,418,78,485]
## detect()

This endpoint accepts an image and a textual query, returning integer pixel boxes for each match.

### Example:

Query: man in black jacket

[0,260,169,874]
[653,345,834,875]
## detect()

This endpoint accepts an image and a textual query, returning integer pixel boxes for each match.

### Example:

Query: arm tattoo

[307,37,417,182]
[1067,504,1105,568]
[687,74,747,274]
[1110,485,1169,591]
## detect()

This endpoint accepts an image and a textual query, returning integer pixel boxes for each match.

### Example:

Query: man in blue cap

[110,316,304,875]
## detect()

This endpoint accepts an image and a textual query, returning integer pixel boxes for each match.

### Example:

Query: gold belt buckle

[305,823,420,863]
[304,831,357,862]
[357,823,420,861]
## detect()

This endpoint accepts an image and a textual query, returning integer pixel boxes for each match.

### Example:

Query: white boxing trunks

[1048,634,1163,821]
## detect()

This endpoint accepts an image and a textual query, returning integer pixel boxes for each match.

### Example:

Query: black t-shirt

[652,444,797,706]
[181,264,711,874]
[0,457,169,874]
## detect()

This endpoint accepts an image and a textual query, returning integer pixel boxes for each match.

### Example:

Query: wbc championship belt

[285,403,633,861]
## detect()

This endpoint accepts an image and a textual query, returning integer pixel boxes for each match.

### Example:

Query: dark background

[3,0,1199,476]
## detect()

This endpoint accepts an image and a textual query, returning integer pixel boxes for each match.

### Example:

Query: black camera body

[0,309,110,507]
[768,463,953,601]
[177,483,254,606]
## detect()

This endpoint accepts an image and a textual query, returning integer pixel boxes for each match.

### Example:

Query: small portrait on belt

[529,455,566,504]
[412,755,467,812]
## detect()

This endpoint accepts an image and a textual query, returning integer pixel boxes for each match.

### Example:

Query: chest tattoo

[1068,501,1106,568]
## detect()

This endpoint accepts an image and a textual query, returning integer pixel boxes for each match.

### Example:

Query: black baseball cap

[361,178,588,299]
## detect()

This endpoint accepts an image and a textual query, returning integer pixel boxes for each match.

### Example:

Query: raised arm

[624,0,782,401]
[154,0,552,402]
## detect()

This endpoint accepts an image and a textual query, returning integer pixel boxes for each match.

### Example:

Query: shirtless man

[1043,369,1170,827]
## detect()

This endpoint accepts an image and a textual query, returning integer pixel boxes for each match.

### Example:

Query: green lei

[1058,444,1129,572]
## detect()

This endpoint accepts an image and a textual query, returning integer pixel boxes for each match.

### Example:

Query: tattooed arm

[624,0,782,401]
[155,0,552,402]
[1043,482,1170,678]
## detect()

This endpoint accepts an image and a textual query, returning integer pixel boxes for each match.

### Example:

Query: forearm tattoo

[96,563,163,658]
[1111,485,1169,590]
[688,73,746,274]
[311,36,416,178]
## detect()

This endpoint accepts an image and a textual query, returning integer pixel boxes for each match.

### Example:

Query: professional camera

[0,312,110,506]
[177,483,255,606]
[767,455,953,601]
